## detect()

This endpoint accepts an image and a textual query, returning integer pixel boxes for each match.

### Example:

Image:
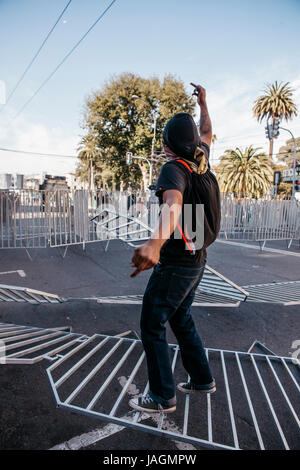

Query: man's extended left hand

[130,241,161,278]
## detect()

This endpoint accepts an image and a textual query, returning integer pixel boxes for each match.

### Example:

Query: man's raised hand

[190,83,206,106]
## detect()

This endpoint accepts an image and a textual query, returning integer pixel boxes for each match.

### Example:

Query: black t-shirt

[155,143,221,266]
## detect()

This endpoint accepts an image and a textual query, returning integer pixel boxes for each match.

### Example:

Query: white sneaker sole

[177,384,216,394]
[129,399,176,414]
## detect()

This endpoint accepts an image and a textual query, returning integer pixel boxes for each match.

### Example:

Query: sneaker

[177,379,216,394]
[129,393,176,414]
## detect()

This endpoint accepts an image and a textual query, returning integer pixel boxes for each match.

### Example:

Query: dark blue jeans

[140,261,213,406]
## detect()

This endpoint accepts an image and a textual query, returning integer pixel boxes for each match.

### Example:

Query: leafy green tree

[253,81,297,159]
[216,146,273,198]
[77,73,195,190]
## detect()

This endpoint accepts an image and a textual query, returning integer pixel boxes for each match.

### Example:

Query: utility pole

[265,120,297,198]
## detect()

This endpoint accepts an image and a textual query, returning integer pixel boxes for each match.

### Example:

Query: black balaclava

[163,113,208,174]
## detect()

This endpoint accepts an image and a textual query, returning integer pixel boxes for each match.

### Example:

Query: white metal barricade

[0,284,64,304]
[91,208,154,249]
[96,265,249,307]
[0,190,50,248]
[219,197,300,244]
[1,190,299,250]
[242,280,300,305]
[0,319,299,449]
[0,322,84,364]
[46,331,300,450]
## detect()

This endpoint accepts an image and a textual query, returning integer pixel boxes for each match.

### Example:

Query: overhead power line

[0,146,122,163]
[215,132,264,144]
[0,146,77,159]
[4,0,73,106]
[0,146,293,162]
[14,0,117,119]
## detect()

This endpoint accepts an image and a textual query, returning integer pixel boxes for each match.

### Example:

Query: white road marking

[216,239,300,257]
[118,376,140,396]
[50,414,131,450]
[50,378,196,451]
[0,270,26,277]
[50,411,196,451]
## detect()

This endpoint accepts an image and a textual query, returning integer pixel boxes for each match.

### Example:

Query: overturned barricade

[97,265,249,307]
[47,332,300,450]
[242,280,300,306]
[0,321,299,450]
[0,261,248,308]
[3,275,300,308]
[0,284,64,304]
[0,322,76,364]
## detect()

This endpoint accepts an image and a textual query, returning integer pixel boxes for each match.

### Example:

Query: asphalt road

[0,239,299,450]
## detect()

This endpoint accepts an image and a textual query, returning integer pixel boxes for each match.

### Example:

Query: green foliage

[216,146,273,198]
[76,73,195,189]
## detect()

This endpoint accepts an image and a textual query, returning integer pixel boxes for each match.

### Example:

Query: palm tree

[217,146,273,198]
[77,135,101,190]
[253,81,297,159]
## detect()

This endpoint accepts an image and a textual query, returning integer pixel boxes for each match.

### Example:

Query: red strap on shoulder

[175,159,193,173]
[169,159,194,253]
[176,223,194,253]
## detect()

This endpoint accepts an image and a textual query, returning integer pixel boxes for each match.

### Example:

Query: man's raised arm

[191,83,212,148]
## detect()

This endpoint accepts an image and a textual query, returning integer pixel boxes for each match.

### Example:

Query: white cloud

[0,109,80,176]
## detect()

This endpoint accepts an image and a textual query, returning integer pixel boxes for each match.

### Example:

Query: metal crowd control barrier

[90,208,153,250]
[0,321,299,449]
[0,284,64,304]
[2,276,300,307]
[242,280,300,306]
[1,190,300,250]
[97,265,249,307]
[0,322,83,364]
[97,293,241,308]
[0,190,50,248]
[0,189,152,250]
[219,197,300,246]
[46,331,300,450]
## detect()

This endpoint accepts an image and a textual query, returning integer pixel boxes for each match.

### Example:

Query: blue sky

[1,0,300,175]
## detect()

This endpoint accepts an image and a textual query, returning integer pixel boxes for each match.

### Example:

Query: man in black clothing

[129,83,221,414]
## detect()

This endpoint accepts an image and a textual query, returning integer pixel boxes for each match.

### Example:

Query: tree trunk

[269,117,275,160]
[138,163,149,191]
[269,137,274,160]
